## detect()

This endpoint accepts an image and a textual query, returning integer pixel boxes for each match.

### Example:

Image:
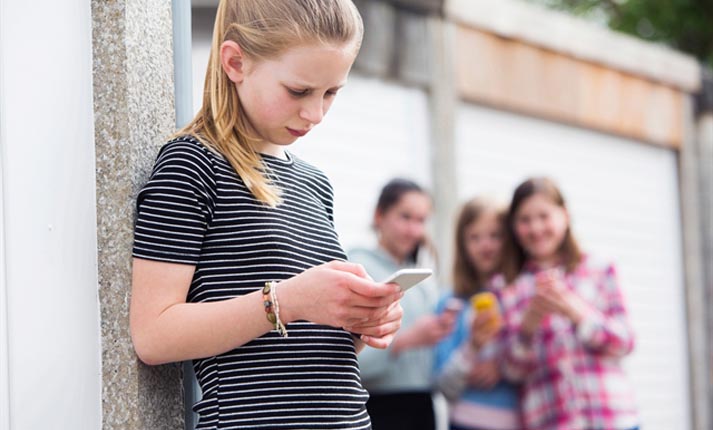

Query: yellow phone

[471,291,498,312]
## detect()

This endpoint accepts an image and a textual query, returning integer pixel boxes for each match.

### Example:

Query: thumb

[327,260,371,279]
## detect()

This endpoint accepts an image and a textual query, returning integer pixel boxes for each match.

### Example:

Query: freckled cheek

[257,96,300,125]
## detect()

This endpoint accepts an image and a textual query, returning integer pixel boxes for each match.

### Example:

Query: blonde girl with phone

[130,2,404,428]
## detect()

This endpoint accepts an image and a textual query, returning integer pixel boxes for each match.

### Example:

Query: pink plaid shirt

[499,255,639,430]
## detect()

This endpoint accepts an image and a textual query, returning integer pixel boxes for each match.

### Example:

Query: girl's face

[231,42,357,156]
[375,191,432,263]
[464,211,503,276]
[513,193,569,263]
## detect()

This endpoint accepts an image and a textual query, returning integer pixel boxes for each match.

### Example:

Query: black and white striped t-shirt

[133,136,371,430]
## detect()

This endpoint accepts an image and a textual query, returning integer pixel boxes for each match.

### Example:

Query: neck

[477,271,493,286]
[255,141,287,160]
[532,255,560,269]
[378,240,407,265]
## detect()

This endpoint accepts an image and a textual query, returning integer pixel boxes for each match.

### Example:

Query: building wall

[0,0,102,428]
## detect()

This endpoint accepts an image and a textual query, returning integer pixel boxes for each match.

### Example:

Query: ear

[373,210,383,230]
[220,40,248,84]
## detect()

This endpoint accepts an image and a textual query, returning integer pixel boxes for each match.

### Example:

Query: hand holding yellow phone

[471,292,501,334]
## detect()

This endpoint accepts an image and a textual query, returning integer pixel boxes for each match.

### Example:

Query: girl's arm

[130,259,402,365]
[499,296,546,382]
[500,327,537,383]
[567,264,635,357]
[432,299,469,400]
[434,305,502,398]
[434,342,477,401]
[389,313,456,355]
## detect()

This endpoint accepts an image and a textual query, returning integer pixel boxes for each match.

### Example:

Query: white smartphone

[381,268,433,292]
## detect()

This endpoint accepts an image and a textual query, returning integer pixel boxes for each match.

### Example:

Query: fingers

[471,373,496,389]
[470,362,500,388]
[473,327,498,347]
[350,319,401,339]
[350,279,402,298]
[359,333,395,349]
[347,291,403,309]
[536,290,567,314]
[438,312,457,331]
[472,310,495,328]
[350,302,403,349]
[323,261,398,298]
[326,260,370,279]
[345,302,403,330]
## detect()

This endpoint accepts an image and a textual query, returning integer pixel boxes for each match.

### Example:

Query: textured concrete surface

[91,0,184,428]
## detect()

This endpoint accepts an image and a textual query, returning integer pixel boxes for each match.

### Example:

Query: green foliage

[527,0,713,67]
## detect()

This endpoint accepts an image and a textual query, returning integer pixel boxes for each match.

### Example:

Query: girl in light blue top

[434,198,521,430]
[350,178,457,430]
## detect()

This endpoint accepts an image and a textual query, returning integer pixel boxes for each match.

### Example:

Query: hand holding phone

[470,292,502,339]
[381,268,433,292]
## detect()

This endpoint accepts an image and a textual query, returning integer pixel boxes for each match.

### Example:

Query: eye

[324,89,339,98]
[286,87,309,97]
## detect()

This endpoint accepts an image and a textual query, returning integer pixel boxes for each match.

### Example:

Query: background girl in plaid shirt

[498,177,640,430]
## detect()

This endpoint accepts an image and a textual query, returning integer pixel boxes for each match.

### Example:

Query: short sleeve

[132,139,216,265]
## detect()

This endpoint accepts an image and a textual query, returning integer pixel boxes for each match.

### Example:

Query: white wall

[0,1,102,429]
[455,103,690,430]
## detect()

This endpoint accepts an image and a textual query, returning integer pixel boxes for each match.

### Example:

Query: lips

[287,127,309,137]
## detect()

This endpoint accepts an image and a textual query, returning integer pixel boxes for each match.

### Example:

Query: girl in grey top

[349,178,457,430]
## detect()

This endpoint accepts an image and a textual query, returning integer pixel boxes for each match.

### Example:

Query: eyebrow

[286,81,346,91]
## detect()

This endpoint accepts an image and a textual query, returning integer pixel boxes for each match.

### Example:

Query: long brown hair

[452,198,505,297]
[501,177,583,283]
[176,0,363,207]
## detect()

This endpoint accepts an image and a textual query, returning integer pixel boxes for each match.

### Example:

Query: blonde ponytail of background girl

[176,0,363,207]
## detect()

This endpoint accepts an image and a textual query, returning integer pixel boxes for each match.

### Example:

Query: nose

[299,97,325,125]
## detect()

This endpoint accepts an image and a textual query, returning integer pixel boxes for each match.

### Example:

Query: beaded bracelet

[262,281,288,337]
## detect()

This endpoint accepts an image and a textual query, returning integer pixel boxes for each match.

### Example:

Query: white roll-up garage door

[456,103,691,430]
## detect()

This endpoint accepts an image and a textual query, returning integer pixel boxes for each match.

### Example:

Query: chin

[533,248,557,260]
[275,136,298,145]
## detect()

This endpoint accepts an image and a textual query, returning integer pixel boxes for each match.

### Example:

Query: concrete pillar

[695,71,713,430]
[681,91,710,430]
[91,0,184,428]
[427,16,458,283]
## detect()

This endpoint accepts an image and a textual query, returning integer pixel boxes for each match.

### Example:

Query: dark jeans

[367,391,435,430]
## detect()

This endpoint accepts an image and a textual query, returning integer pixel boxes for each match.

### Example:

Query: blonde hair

[452,198,505,297]
[177,0,363,207]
